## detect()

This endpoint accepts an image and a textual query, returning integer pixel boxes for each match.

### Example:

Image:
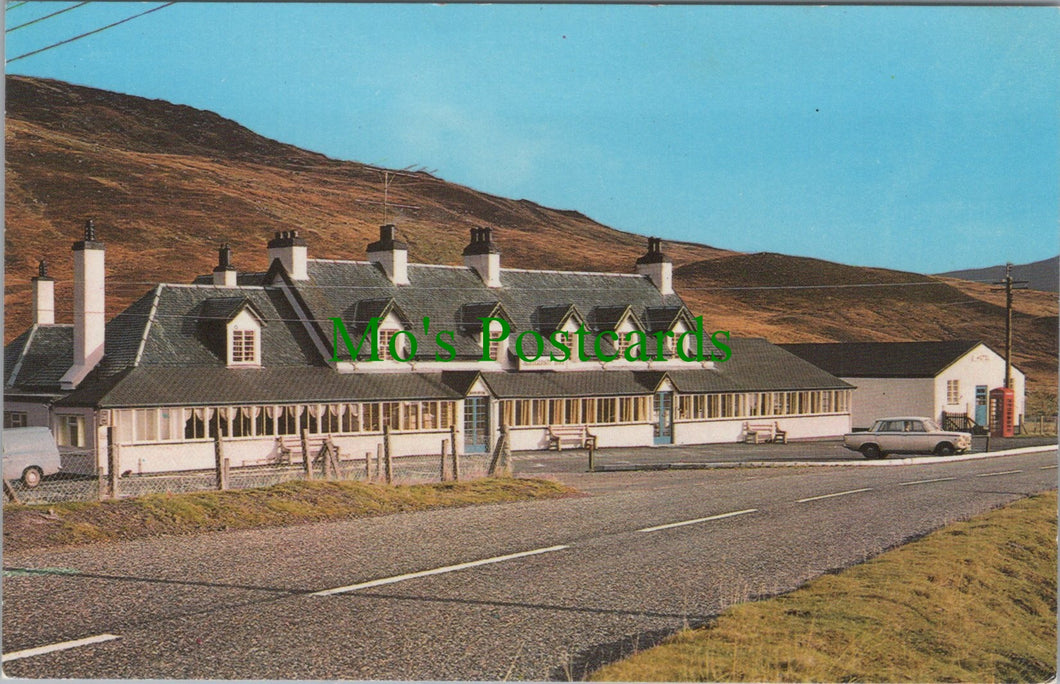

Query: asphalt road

[3,446,1056,680]
[513,435,1058,473]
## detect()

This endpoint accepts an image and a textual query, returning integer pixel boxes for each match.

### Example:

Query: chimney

[213,243,237,287]
[635,236,673,295]
[32,259,55,325]
[267,230,308,280]
[462,227,501,288]
[60,220,106,389]
[366,224,409,285]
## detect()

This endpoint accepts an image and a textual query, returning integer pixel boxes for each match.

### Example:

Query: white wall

[933,344,1026,424]
[844,377,934,429]
[507,423,654,451]
[115,429,458,474]
[674,413,850,445]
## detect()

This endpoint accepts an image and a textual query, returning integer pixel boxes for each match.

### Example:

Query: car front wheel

[860,444,884,460]
[934,442,955,456]
[21,466,43,488]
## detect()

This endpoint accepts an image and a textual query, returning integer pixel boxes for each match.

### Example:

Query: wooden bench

[547,425,597,451]
[744,422,787,444]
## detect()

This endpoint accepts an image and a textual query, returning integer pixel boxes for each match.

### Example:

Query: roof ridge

[133,285,164,368]
[309,259,644,279]
[5,324,39,388]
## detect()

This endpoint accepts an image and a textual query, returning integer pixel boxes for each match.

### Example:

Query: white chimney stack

[367,224,409,286]
[61,220,106,389]
[463,227,501,288]
[32,259,55,325]
[635,236,673,295]
[213,243,237,287]
[267,230,308,280]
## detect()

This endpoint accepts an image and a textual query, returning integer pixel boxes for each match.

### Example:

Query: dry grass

[2,477,577,552]
[591,491,1058,683]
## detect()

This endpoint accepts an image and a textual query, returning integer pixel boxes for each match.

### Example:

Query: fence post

[450,424,459,482]
[488,427,510,477]
[301,427,312,480]
[985,434,991,453]
[440,439,449,482]
[376,444,383,482]
[500,428,512,477]
[3,479,20,504]
[588,439,596,472]
[383,425,394,484]
[97,466,106,501]
[365,451,373,482]
[214,431,227,490]
[107,426,119,500]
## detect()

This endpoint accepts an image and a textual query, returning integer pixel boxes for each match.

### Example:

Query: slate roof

[8,251,852,409]
[778,340,988,379]
[132,285,323,369]
[4,325,74,392]
[57,367,464,408]
[480,370,663,399]
[294,260,685,362]
[669,338,854,392]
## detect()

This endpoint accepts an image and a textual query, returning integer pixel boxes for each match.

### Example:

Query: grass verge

[2,477,577,552]
[592,491,1057,683]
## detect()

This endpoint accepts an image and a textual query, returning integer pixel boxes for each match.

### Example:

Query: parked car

[2,427,62,487]
[843,417,972,459]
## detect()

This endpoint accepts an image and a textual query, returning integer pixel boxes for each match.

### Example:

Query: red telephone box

[989,387,1015,438]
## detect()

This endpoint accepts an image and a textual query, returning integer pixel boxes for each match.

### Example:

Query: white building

[5,222,853,474]
[781,341,1026,431]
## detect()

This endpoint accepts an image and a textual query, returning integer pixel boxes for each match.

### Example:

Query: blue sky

[6,3,1059,274]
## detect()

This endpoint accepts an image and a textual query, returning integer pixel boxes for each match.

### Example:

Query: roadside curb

[593,445,1058,472]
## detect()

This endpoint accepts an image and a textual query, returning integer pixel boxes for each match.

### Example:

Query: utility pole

[992,263,1028,389]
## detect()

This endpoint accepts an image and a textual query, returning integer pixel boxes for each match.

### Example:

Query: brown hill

[5,75,1056,395]
[676,253,1057,393]
[4,75,730,339]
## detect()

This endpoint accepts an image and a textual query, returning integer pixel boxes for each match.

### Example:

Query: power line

[7,2,90,34]
[6,2,174,64]
[6,2,31,11]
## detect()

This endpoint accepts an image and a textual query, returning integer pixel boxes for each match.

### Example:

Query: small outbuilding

[780,340,1025,432]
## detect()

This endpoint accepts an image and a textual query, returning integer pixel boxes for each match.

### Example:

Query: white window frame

[55,414,85,447]
[946,379,960,405]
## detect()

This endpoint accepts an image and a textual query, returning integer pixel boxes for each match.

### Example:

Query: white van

[3,427,62,487]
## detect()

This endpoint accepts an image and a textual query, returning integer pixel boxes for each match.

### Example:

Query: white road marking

[312,545,570,596]
[637,508,758,533]
[796,487,873,503]
[1040,465,1057,470]
[975,470,1023,478]
[2,634,120,662]
[899,477,958,486]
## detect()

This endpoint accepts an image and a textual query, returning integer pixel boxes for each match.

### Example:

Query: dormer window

[200,296,266,368]
[231,328,258,364]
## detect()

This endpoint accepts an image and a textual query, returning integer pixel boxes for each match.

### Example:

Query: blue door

[975,385,988,427]
[464,397,489,453]
[654,392,673,445]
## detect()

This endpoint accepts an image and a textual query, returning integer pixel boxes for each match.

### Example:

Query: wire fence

[1021,414,1058,436]
[5,451,499,506]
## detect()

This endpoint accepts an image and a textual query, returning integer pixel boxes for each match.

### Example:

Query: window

[321,405,342,433]
[55,414,85,447]
[378,330,396,360]
[232,407,254,437]
[342,404,361,433]
[231,329,257,364]
[946,380,960,404]
[277,406,298,435]
[3,411,28,428]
